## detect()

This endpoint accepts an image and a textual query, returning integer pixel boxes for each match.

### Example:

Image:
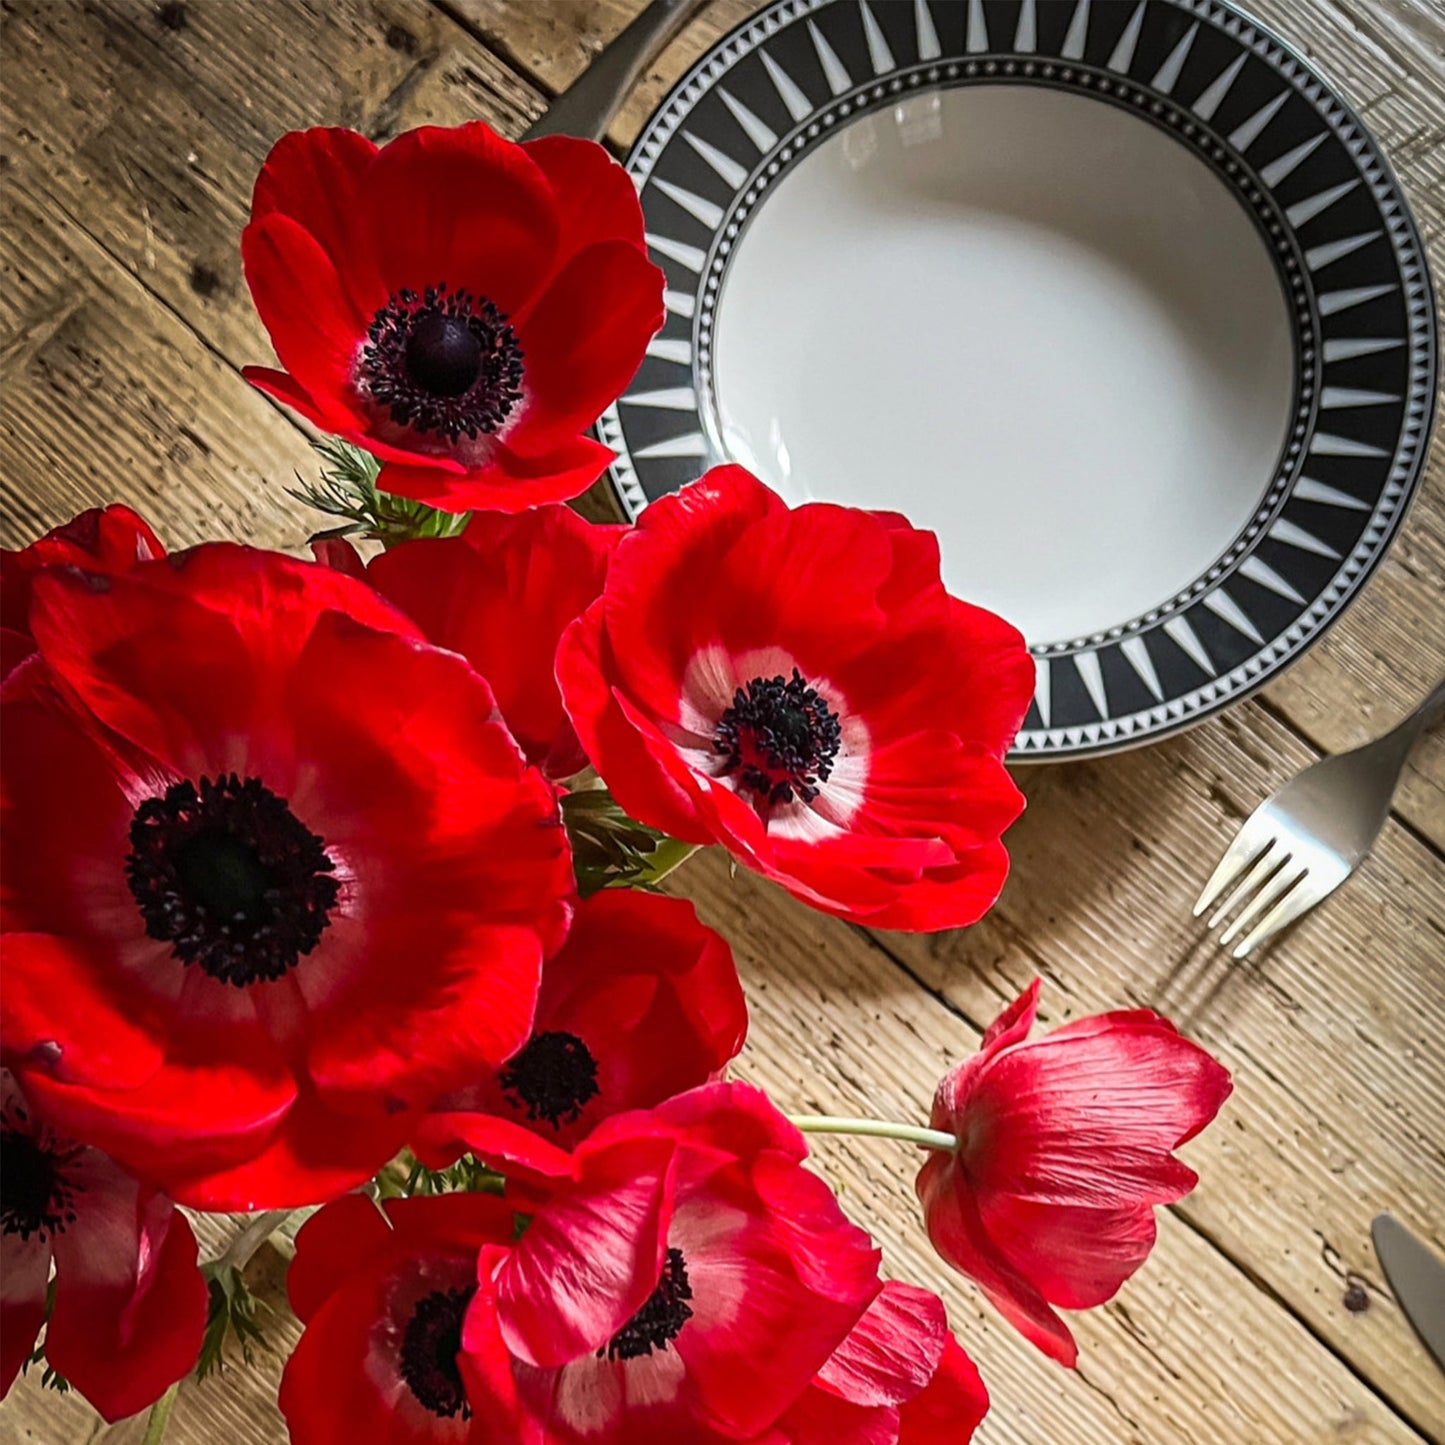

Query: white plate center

[712,84,1296,644]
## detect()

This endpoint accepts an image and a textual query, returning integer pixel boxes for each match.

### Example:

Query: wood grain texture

[1,1,1442,1442]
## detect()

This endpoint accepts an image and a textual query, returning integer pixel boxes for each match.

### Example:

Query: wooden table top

[1,2,1441,1441]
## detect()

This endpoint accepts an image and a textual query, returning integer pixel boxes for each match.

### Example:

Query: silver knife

[1372,1213,1445,1373]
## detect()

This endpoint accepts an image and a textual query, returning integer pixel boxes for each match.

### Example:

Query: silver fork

[1194,676,1445,959]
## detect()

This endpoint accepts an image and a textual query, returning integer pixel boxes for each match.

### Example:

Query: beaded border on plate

[688,59,1321,653]
[602,0,1437,759]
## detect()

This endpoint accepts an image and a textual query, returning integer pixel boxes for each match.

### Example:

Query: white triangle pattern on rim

[611,0,1435,759]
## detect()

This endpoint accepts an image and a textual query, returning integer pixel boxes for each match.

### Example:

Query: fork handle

[1385,674,1445,750]
[520,0,709,142]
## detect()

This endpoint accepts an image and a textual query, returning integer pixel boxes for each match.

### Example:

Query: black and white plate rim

[599,0,1439,760]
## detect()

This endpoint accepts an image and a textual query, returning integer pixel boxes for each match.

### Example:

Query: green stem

[788,1115,958,1152]
[213,1210,293,1275]
[141,1381,179,1445]
[635,836,700,887]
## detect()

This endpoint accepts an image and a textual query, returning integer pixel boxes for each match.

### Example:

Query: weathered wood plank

[0,186,312,551]
[688,851,1437,1445]
[875,704,1445,1433]
[0,0,442,394]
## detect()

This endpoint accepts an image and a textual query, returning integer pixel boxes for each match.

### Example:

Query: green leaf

[195,1264,271,1380]
[20,1342,70,1394]
[399,1150,507,1198]
[288,438,469,547]
[560,788,698,896]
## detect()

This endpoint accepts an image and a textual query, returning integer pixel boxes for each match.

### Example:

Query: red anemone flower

[417,889,747,1177]
[241,122,665,512]
[0,1070,207,1422]
[1,505,163,679]
[754,1281,990,1445]
[915,981,1232,1366]
[361,505,624,779]
[556,466,1036,930]
[280,1190,519,1445]
[462,1082,883,1442]
[1,544,573,1210]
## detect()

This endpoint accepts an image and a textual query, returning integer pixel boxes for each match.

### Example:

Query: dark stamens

[399,1286,475,1419]
[603,1247,694,1360]
[360,283,524,443]
[499,1031,601,1130]
[713,667,842,806]
[1,1105,82,1243]
[126,774,339,988]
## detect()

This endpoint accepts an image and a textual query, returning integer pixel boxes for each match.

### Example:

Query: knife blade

[520,0,707,143]
[1372,1213,1445,1373]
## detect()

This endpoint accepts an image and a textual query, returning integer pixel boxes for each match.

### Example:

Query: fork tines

[1193,815,1319,960]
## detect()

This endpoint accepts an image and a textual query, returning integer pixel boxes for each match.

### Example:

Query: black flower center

[1,1108,81,1243]
[126,774,339,988]
[498,1030,600,1130]
[361,283,524,442]
[603,1247,694,1361]
[713,668,842,806]
[400,1286,475,1419]
[406,313,483,397]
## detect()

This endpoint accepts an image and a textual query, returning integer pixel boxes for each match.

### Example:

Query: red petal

[19,1051,299,1210]
[837,598,1034,762]
[982,980,1042,1052]
[15,505,164,573]
[0,936,165,1091]
[375,432,614,514]
[963,1018,1230,1208]
[462,1245,537,1445]
[522,135,649,263]
[555,603,713,844]
[769,1389,897,1445]
[284,617,571,1108]
[241,214,365,407]
[816,1281,948,1408]
[411,1110,575,1182]
[286,1193,392,1323]
[0,1233,49,1398]
[366,509,619,775]
[673,1151,882,1437]
[509,242,665,457]
[162,1090,412,1212]
[309,536,367,579]
[47,1186,207,1421]
[242,365,358,433]
[834,841,1013,932]
[367,122,559,315]
[0,627,36,681]
[897,1335,990,1443]
[278,1274,394,1445]
[497,1133,678,1367]
[26,544,418,773]
[627,1080,807,1164]
[250,127,387,306]
[915,1152,1077,1367]
[975,1197,1159,1310]
[852,734,1023,852]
